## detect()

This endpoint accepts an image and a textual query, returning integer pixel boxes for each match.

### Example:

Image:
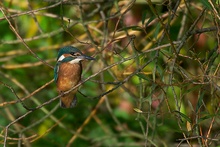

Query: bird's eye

[70,52,81,56]
[70,52,75,56]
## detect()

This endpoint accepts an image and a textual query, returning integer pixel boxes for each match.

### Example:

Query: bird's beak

[77,55,95,61]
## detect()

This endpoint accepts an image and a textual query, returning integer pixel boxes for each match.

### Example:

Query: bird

[54,46,95,108]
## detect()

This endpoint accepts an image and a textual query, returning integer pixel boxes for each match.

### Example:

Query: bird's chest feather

[57,62,82,91]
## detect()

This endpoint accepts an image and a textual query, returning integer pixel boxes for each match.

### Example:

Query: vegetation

[0,0,219,146]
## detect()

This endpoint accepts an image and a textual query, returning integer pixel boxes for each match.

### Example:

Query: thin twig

[0,8,54,69]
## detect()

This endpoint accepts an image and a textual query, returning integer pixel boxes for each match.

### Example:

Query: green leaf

[154,23,161,39]
[198,115,214,123]
[136,73,150,81]
[200,0,212,9]
[183,85,201,95]
[196,91,205,112]
[142,10,147,25]
[174,111,191,123]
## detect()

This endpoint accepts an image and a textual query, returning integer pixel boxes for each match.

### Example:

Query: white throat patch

[69,58,83,64]
[58,55,82,64]
[58,55,65,61]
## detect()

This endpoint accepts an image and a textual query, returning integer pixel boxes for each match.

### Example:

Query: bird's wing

[54,57,74,83]
[54,62,60,83]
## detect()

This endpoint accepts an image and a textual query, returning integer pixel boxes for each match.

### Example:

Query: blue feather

[54,62,60,83]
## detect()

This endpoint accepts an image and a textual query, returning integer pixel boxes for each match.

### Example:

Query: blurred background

[0,0,219,146]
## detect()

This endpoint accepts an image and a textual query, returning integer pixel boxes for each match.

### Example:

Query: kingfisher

[54,46,95,108]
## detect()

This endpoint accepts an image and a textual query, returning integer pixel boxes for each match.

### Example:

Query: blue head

[57,46,95,62]
[54,46,95,82]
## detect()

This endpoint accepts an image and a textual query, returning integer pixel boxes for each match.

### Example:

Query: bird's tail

[60,94,77,108]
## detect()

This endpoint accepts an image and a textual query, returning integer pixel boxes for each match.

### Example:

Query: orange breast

[56,62,82,92]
